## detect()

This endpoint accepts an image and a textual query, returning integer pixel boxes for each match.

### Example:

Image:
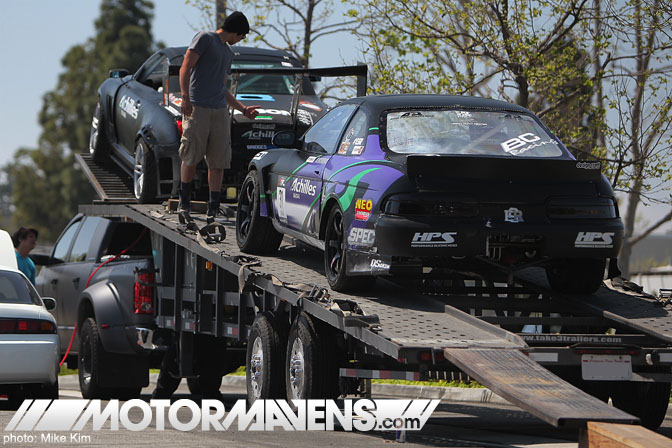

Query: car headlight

[547,197,617,219]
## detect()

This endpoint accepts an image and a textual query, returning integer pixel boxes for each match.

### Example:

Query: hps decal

[411,232,458,248]
[574,232,615,248]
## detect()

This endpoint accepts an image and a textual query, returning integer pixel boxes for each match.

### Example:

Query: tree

[356,0,672,275]
[6,0,158,240]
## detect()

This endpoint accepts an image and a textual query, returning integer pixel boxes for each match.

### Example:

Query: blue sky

[0,1,669,234]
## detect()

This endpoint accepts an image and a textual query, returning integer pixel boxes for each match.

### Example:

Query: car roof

[163,46,299,64]
[0,230,17,270]
[343,94,532,115]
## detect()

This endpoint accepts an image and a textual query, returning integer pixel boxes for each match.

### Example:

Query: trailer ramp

[75,153,135,202]
[444,348,638,427]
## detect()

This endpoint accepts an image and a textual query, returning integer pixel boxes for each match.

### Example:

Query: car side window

[136,54,167,89]
[52,219,82,263]
[68,217,102,263]
[336,110,369,156]
[303,104,358,154]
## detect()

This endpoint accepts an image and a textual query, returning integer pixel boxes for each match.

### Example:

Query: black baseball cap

[221,11,250,35]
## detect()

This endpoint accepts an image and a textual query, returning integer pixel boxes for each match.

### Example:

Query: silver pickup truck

[35,214,155,399]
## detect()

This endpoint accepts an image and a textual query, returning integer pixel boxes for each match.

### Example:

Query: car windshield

[0,271,41,306]
[385,109,567,158]
[229,61,317,96]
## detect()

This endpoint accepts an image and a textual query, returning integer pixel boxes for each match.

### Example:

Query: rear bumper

[374,214,624,259]
[0,335,59,385]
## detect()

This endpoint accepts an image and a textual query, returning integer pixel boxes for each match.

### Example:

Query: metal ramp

[75,153,135,202]
[444,348,638,427]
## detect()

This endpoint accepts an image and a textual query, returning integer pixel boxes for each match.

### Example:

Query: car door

[270,104,358,236]
[35,217,82,350]
[115,54,166,154]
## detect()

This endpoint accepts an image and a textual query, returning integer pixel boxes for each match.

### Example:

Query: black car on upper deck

[88,46,328,203]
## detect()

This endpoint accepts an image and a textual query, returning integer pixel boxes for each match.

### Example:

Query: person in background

[12,227,38,284]
[177,11,260,226]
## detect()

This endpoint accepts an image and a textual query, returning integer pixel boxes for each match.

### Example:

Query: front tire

[89,100,110,162]
[236,170,283,254]
[133,140,158,204]
[546,258,605,294]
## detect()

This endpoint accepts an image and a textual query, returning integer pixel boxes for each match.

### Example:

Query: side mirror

[272,130,297,148]
[110,69,129,79]
[30,254,53,266]
[42,297,57,311]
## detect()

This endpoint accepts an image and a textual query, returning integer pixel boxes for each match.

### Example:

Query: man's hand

[243,105,260,119]
[182,96,193,117]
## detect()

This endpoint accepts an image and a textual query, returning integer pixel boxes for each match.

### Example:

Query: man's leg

[177,163,197,227]
[207,168,224,222]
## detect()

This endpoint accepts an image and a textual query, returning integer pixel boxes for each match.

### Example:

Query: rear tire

[133,140,158,204]
[546,258,605,294]
[89,100,110,162]
[78,317,111,399]
[246,312,287,405]
[236,170,283,254]
[324,207,370,292]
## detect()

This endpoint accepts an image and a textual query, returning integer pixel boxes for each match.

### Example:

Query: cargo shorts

[178,105,231,169]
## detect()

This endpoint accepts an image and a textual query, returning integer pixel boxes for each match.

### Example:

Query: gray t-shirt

[187,31,232,109]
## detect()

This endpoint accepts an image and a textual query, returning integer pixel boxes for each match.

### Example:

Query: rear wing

[162,64,368,123]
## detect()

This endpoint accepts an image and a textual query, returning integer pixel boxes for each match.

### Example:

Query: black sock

[208,190,221,214]
[179,181,193,211]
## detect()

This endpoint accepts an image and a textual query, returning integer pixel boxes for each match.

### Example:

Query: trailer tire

[236,170,283,254]
[246,312,286,405]
[285,312,341,402]
[78,317,112,399]
[546,258,605,294]
[610,381,670,430]
[89,100,110,162]
[324,207,371,292]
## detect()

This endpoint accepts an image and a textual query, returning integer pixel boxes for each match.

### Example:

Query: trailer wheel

[546,258,605,294]
[78,317,112,399]
[246,312,286,404]
[89,100,110,162]
[285,312,340,402]
[133,139,158,204]
[610,381,670,430]
[236,170,283,254]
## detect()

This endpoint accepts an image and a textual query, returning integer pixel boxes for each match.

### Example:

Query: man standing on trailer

[177,11,259,226]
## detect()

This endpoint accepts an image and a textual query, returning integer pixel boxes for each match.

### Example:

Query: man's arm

[226,89,259,119]
[179,49,200,117]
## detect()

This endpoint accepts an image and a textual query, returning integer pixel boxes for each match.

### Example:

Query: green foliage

[6,0,158,238]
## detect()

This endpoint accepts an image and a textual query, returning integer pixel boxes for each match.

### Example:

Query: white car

[0,231,59,408]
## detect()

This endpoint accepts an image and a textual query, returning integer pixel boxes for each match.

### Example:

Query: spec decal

[574,232,615,248]
[411,232,457,248]
[348,228,376,247]
[355,199,373,221]
[119,95,139,119]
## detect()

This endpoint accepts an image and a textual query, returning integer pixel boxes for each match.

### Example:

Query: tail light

[176,120,183,137]
[547,197,617,219]
[134,271,155,315]
[0,318,57,334]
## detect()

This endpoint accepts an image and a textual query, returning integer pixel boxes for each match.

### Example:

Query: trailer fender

[78,281,136,355]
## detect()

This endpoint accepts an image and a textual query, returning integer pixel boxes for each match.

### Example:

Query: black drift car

[88,46,329,203]
[235,94,624,294]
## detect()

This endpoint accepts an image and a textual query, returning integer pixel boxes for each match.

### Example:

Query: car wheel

[236,170,283,254]
[545,258,605,294]
[133,140,158,204]
[285,312,340,403]
[324,207,369,291]
[246,312,286,405]
[89,101,111,162]
[78,317,112,399]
